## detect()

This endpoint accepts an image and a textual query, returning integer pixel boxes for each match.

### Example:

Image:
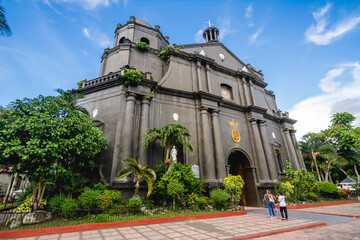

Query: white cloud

[245,4,253,20]
[194,29,204,43]
[305,3,360,45]
[290,62,360,140]
[319,67,343,93]
[44,0,120,11]
[82,27,111,48]
[82,27,90,38]
[248,28,262,45]
[217,17,236,41]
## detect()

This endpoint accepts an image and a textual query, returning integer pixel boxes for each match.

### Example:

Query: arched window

[119,37,126,44]
[220,84,233,100]
[140,37,149,45]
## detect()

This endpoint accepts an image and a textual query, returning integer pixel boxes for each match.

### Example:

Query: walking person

[264,189,275,219]
[278,191,288,220]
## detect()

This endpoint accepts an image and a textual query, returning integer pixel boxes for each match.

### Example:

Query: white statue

[171,146,177,163]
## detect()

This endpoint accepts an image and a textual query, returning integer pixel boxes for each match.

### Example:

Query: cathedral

[75,16,305,206]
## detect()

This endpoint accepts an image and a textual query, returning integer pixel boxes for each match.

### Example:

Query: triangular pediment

[181,42,263,81]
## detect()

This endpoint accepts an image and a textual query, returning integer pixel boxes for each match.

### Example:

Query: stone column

[138,98,151,167]
[121,92,137,160]
[111,91,126,182]
[211,110,226,180]
[249,81,256,106]
[205,63,212,93]
[283,129,300,170]
[197,60,203,91]
[242,77,251,106]
[290,131,306,169]
[258,121,278,180]
[237,76,246,106]
[200,106,216,180]
[250,119,270,181]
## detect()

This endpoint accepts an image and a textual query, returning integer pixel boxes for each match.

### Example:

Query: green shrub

[167,180,185,209]
[210,188,230,210]
[305,192,320,201]
[94,214,109,223]
[275,181,294,199]
[15,196,46,213]
[136,41,150,51]
[123,69,142,86]
[78,189,101,209]
[102,189,121,202]
[49,194,67,211]
[93,182,109,192]
[353,183,360,195]
[152,162,205,204]
[17,187,33,204]
[158,46,180,64]
[224,174,244,203]
[196,196,208,210]
[338,189,351,199]
[316,182,339,198]
[61,198,79,218]
[128,196,142,213]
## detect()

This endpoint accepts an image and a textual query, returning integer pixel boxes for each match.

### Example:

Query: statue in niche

[171,146,177,164]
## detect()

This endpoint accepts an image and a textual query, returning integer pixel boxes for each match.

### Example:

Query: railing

[0,204,244,231]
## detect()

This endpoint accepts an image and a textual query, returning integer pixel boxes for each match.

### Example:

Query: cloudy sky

[1,0,360,140]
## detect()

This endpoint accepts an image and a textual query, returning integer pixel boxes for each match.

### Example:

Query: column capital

[282,127,291,133]
[125,92,137,101]
[141,97,151,105]
[200,106,209,112]
[249,118,258,124]
[258,120,266,126]
[197,60,202,68]
[210,109,220,116]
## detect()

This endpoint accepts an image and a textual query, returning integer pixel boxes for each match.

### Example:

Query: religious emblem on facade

[232,129,240,143]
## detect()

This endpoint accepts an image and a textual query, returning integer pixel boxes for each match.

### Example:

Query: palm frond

[116,167,133,180]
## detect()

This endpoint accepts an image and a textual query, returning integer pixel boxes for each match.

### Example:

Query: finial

[205,20,213,28]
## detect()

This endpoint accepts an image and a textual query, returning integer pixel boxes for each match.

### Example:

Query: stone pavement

[6,202,360,240]
[292,202,360,217]
[7,213,321,240]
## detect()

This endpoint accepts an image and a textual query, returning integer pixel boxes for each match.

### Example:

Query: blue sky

[1,0,360,139]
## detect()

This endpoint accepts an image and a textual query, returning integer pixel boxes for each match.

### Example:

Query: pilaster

[211,110,226,180]
[200,106,216,180]
[138,97,151,167]
[258,121,278,180]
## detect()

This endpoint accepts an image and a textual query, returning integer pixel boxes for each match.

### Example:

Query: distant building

[339,177,358,191]
[75,16,305,206]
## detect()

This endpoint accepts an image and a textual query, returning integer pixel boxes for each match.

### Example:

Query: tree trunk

[8,173,19,202]
[312,152,321,182]
[354,164,360,183]
[320,170,325,182]
[134,176,140,197]
[325,161,331,182]
[339,167,352,180]
[4,173,15,208]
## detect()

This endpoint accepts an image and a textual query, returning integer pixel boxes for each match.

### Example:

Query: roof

[340,177,358,184]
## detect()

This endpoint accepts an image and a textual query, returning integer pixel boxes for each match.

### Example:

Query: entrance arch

[228,149,258,206]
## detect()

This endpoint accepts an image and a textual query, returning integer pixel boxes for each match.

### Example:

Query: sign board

[192,164,200,179]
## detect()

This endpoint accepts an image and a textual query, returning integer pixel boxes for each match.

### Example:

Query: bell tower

[203,20,219,42]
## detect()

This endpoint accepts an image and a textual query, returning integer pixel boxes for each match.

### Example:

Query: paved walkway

[6,202,360,240]
[292,202,360,217]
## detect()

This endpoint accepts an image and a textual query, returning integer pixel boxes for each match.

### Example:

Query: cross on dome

[206,20,213,28]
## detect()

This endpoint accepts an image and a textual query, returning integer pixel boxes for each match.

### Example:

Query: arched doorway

[228,150,258,206]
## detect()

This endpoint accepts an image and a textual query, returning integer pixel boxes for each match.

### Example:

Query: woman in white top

[278,192,288,220]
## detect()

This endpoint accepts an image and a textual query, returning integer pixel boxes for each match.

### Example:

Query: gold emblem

[229,119,238,127]
[232,129,240,143]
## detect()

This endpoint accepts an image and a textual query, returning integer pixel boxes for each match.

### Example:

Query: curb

[276,200,359,210]
[233,222,327,240]
[293,210,360,218]
[0,211,246,239]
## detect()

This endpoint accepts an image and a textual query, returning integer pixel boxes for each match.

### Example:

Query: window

[119,37,126,44]
[275,150,283,173]
[140,37,149,45]
[220,84,233,100]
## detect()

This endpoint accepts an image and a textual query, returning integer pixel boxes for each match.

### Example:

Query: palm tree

[0,5,12,37]
[299,133,324,181]
[116,158,156,197]
[144,123,194,176]
[55,89,89,115]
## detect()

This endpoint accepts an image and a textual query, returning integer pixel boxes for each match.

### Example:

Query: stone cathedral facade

[75,16,305,206]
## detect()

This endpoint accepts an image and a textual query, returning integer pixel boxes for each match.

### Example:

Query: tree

[224,174,244,204]
[0,4,12,37]
[0,93,107,211]
[144,123,194,176]
[116,158,156,197]
[299,133,324,181]
[324,112,360,182]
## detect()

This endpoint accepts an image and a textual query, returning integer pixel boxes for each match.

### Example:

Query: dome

[136,19,152,28]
